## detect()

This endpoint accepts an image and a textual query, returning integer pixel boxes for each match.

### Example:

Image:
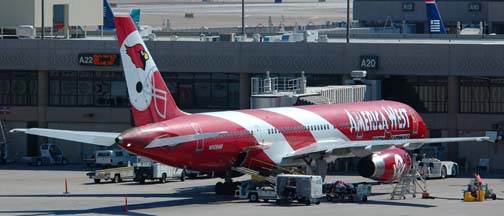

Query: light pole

[41,0,45,40]
[242,0,245,36]
[346,0,349,43]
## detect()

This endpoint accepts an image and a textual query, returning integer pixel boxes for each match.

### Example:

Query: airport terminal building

[354,0,504,34]
[0,0,503,171]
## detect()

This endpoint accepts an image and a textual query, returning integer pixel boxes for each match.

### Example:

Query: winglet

[9,128,27,133]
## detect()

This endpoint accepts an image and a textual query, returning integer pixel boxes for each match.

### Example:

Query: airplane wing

[283,136,490,160]
[10,128,120,146]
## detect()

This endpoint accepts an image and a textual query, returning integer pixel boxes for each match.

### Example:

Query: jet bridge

[250,71,367,109]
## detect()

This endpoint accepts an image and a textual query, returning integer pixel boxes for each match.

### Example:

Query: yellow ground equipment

[463,174,497,202]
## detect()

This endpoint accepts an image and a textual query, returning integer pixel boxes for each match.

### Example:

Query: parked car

[95,150,135,167]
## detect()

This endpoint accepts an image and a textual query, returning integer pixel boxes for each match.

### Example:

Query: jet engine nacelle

[357,148,411,182]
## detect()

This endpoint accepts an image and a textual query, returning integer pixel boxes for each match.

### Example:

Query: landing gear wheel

[223,182,237,195]
[215,182,224,195]
[94,179,101,184]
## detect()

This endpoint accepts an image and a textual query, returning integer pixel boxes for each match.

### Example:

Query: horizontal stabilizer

[10,128,120,146]
[146,132,227,148]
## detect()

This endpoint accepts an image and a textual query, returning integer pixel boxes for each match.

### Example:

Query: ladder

[390,159,427,200]
[0,120,8,163]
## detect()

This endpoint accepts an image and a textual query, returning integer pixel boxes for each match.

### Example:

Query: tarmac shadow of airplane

[0,185,235,215]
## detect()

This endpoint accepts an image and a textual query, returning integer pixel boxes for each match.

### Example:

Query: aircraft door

[254,125,264,145]
[191,123,204,152]
[410,110,418,135]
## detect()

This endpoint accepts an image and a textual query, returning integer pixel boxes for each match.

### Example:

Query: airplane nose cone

[118,126,164,150]
[115,136,123,145]
[119,128,143,148]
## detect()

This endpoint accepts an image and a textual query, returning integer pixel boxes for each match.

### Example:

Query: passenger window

[115,152,123,157]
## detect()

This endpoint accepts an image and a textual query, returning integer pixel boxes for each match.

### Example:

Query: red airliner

[12,16,488,195]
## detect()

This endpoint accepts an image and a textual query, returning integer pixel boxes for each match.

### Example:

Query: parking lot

[0,165,503,216]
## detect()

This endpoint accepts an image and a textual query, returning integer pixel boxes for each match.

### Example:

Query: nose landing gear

[215,181,240,195]
[215,168,242,195]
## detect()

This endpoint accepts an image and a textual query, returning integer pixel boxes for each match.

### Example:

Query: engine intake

[357,148,411,182]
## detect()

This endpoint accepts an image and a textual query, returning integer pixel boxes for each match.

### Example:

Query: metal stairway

[231,166,276,184]
[390,159,427,200]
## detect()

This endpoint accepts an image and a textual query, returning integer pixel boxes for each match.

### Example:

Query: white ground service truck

[235,182,278,202]
[23,144,67,166]
[133,157,186,184]
[418,157,458,179]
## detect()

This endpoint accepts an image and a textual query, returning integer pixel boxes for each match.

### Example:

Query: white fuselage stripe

[263,107,350,142]
[202,111,294,164]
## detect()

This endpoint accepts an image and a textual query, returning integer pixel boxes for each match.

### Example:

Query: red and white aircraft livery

[11,16,488,194]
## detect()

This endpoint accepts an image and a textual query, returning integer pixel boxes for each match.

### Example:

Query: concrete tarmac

[0,165,503,216]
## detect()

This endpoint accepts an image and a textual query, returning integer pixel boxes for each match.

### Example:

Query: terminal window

[49,71,128,107]
[162,72,240,110]
[460,78,504,113]
[382,76,448,113]
[0,71,38,106]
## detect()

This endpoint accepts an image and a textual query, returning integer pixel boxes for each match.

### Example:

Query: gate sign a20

[360,56,379,70]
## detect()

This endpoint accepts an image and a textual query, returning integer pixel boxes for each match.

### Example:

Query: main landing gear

[215,181,240,195]
[215,170,240,195]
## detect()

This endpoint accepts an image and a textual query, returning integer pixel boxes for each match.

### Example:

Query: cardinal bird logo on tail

[125,44,150,70]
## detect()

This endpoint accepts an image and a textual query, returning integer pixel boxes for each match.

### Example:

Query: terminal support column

[447,76,459,161]
[239,73,250,109]
[37,70,48,138]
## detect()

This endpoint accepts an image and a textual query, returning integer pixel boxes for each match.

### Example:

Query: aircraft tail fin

[115,16,188,126]
[425,0,447,34]
[130,8,141,27]
[102,0,116,30]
